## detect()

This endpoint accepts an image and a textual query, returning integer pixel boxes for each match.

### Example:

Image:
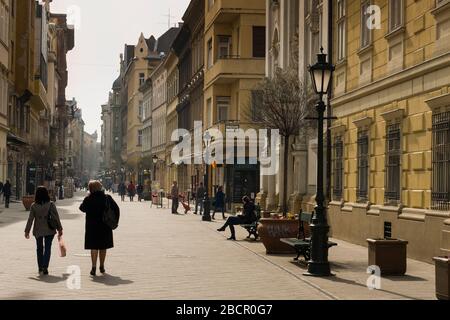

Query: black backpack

[103,196,120,230]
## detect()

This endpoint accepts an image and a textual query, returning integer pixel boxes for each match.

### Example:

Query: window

[385,123,401,204]
[357,130,369,202]
[137,130,143,146]
[253,26,266,58]
[218,36,231,59]
[0,1,9,45]
[138,100,143,120]
[216,97,230,123]
[207,38,213,68]
[68,140,72,151]
[389,0,404,31]
[360,1,372,48]
[432,111,450,211]
[0,75,7,115]
[139,73,145,86]
[337,0,346,61]
[333,136,344,201]
[206,98,212,127]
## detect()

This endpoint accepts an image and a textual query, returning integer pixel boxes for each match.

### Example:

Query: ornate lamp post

[152,155,158,185]
[306,48,335,277]
[202,131,212,222]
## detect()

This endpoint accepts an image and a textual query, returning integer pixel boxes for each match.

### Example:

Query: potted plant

[433,256,450,300]
[367,238,409,276]
[258,214,304,254]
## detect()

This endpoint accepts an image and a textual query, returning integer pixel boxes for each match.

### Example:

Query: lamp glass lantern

[308,48,335,97]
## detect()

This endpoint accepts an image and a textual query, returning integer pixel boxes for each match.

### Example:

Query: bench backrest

[298,211,313,240]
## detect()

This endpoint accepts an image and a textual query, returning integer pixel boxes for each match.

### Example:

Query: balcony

[30,78,48,112]
[204,57,265,88]
[205,0,265,28]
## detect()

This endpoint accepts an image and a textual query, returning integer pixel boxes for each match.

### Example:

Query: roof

[112,75,122,90]
[146,36,156,51]
[154,27,180,55]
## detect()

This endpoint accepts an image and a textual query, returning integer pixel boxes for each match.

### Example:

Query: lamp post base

[202,198,212,222]
[303,264,334,277]
[305,218,333,277]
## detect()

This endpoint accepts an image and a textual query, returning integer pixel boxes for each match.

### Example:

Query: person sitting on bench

[217,196,257,241]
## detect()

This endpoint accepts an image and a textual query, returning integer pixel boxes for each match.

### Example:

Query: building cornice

[331,52,450,108]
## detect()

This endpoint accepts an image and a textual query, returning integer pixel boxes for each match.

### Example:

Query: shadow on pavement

[91,274,133,286]
[384,274,428,282]
[28,274,69,284]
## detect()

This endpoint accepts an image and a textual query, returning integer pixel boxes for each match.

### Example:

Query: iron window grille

[333,136,344,201]
[432,111,450,211]
[385,123,401,204]
[357,130,369,202]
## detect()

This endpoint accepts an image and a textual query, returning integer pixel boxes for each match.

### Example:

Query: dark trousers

[172,198,179,213]
[5,195,10,208]
[120,194,125,202]
[222,216,244,237]
[35,235,55,270]
[212,206,226,219]
[195,198,204,215]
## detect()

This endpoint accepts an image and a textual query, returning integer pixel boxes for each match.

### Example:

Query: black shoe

[217,227,226,232]
[227,236,236,241]
[42,268,49,275]
[38,268,43,274]
[99,266,106,274]
[90,267,96,277]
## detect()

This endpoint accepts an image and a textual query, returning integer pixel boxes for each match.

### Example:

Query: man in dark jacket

[194,183,205,215]
[217,196,257,241]
[3,180,12,208]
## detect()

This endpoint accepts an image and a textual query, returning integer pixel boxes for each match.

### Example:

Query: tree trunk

[282,135,289,216]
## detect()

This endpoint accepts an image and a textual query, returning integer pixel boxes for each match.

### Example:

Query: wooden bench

[280,211,338,262]
[240,205,261,240]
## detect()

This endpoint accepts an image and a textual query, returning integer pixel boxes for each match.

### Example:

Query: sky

[50,0,190,138]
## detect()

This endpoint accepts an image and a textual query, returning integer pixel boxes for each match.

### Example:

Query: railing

[432,111,450,211]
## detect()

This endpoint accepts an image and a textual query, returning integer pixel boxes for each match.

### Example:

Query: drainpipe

[326,0,333,204]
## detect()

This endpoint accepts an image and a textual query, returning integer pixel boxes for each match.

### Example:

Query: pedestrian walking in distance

[212,186,226,220]
[0,181,4,204]
[194,182,205,215]
[171,181,179,214]
[217,196,257,241]
[24,186,63,275]
[3,180,12,208]
[80,180,119,277]
[137,183,144,202]
[128,181,136,202]
[118,182,126,202]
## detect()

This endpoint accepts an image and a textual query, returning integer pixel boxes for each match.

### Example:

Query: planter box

[258,219,302,254]
[367,238,408,276]
[22,195,35,211]
[433,256,450,300]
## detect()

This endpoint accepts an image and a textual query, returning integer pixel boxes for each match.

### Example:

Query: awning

[7,133,29,146]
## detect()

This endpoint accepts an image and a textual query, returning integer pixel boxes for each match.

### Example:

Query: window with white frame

[360,1,372,48]
[216,97,230,123]
[337,0,346,61]
[218,36,231,59]
[389,0,404,32]
[0,2,9,45]
[137,129,143,146]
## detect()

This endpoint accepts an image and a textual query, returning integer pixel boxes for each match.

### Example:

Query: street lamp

[306,47,335,277]
[202,131,212,222]
[152,155,158,184]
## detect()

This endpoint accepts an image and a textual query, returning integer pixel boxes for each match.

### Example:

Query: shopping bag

[58,236,67,258]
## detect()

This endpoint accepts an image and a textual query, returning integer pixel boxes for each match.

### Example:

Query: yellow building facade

[327,0,450,262]
[203,0,266,206]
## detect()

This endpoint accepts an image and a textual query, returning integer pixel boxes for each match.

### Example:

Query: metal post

[202,164,212,222]
[305,99,332,277]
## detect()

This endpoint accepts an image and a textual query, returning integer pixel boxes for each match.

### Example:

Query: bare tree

[251,66,314,216]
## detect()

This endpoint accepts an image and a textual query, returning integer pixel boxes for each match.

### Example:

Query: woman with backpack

[80,180,119,277]
[24,186,63,275]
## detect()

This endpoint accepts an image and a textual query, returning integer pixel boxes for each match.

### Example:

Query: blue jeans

[35,235,55,270]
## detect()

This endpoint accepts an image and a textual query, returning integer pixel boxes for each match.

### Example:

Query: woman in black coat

[80,180,119,276]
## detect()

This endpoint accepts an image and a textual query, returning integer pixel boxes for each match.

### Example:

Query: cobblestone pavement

[0,192,437,300]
